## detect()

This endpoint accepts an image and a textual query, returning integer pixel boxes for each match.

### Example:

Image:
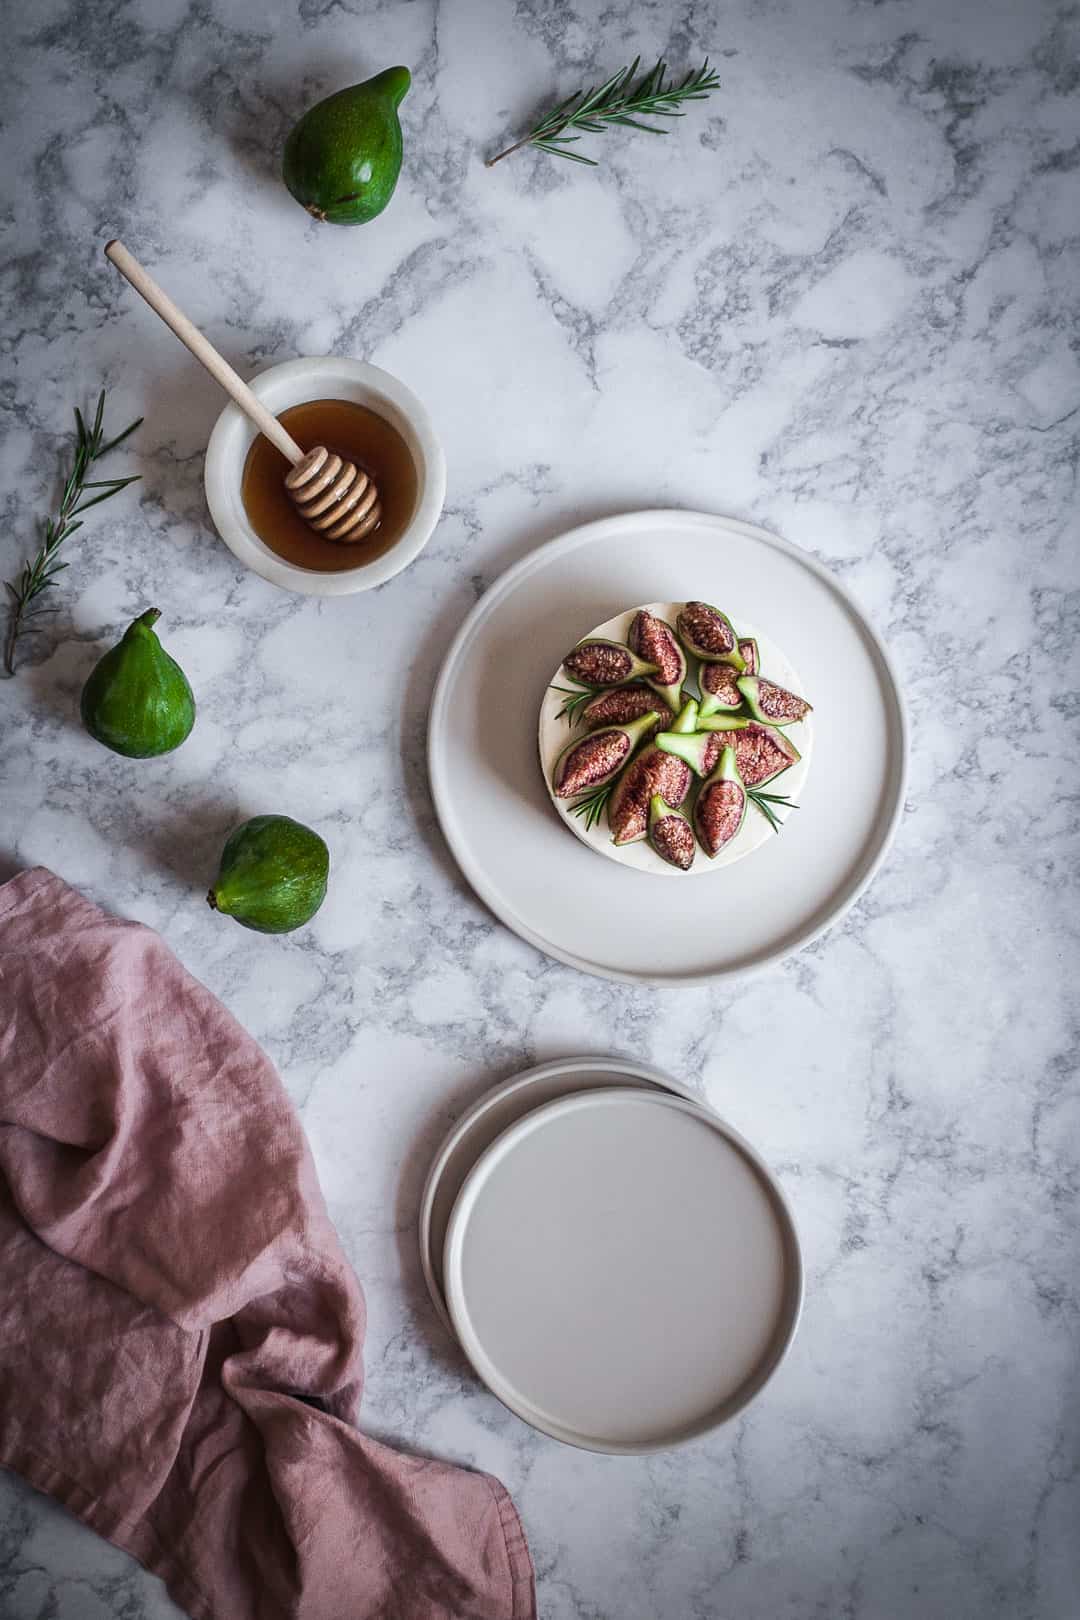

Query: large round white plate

[538,603,813,876]
[428,510,907,984]
[418,1057,709,1331]
[443,1087,803,1453]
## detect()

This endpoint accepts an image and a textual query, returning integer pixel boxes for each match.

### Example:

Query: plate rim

[418,1056,711,1330]
[427,507,909,985]
[442,1083,805,1454]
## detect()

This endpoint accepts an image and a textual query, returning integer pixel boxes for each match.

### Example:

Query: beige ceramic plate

[418,1056,708,1331]
[443,1086,803,1452]
[538,602,813,877]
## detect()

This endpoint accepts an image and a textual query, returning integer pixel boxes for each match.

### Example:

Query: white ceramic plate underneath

[428,510,907,984]
[443,1087,803,1453]
[539,603,813,877]
[418,1056,710,1331]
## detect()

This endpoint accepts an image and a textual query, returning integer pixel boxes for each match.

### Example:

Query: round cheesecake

[538,602,814,878]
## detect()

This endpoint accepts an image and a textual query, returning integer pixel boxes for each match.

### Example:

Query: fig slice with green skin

[698,660,743,719]
[563,638,657,688]
[552,709,657,798]
[80,608,195,758]
[580,685,672,734]
[738,637,759,675]
[629,609,687,712]
[670,696,700,734]
[725,721,800,787]
[208,815,329,934]
[648,794,696,870]
[696,713,754,734]
[694,746,747,858]
[654,728,729,780]
[676,601,746,670]
[608,744,692,846]
[737,674,812,726]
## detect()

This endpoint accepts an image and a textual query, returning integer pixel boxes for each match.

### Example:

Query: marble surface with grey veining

[1,0,1078,1616]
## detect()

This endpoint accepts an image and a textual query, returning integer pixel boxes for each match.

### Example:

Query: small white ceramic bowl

[204,356,446,596]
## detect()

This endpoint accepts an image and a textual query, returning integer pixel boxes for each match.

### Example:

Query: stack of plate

[419,1057,803,1453]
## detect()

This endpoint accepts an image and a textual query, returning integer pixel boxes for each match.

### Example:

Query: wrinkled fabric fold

[0,868,535,1620]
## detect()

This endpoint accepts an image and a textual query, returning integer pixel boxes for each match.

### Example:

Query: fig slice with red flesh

[552,709,657,798]
[580,685,672,734]
[629,609,687,711]
[737,637,759,675]
[676,601,746,671]
[608,744,692,846]
[657,719,747,779]
[736,674,812,726]
[563,638,657,688]
[698,660,743,719]
[725,720,800,787]
[648,794,696,870]
[694,745,747,858]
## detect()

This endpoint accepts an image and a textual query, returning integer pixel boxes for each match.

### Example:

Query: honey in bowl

[241,398,418,572]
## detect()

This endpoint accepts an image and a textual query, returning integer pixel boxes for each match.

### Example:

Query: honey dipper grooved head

[284,445,382,543]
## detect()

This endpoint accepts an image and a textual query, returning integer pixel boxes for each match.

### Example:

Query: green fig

[694,746,747,858]
[712,720,800,787]
[563,638,657,688]
[665,719,798,788]
[629,609,687,712]
[698,660,743,719]
[656,723,746,779]
[648,794,696,871]
[80,608,195,758]
[552,710,657,798]
[208,815,329,934]
[580,685,672,733]
[737,674,812,726]
[676,601,745,670]
[737,636,759,675]
[282,67,411,226]
[608,745,692,845]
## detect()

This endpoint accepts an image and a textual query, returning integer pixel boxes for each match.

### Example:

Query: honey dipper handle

[104,240,304,465]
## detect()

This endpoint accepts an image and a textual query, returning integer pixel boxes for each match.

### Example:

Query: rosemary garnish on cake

[746,789,800,835]
[568,780,615,832]
[550,682,595,725]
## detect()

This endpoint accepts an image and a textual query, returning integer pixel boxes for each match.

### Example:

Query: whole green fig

[80,608,195,758]
[282,67,410,225]
[208,816,329,934]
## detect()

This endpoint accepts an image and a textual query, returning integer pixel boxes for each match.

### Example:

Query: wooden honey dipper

[104,240,382,544]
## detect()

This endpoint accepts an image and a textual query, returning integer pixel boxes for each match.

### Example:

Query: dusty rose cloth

[0,868,534,1620]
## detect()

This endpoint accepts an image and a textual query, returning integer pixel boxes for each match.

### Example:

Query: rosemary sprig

[747,788,800,835]
[551,682,594,725]
[488,56,720,167]
[4,391,141,675]
[569,780,614,832]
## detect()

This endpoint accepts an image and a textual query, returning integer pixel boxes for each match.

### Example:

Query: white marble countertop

[2,1,1078,1616]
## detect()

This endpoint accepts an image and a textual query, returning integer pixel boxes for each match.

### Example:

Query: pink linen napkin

[0,867,535,1620]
